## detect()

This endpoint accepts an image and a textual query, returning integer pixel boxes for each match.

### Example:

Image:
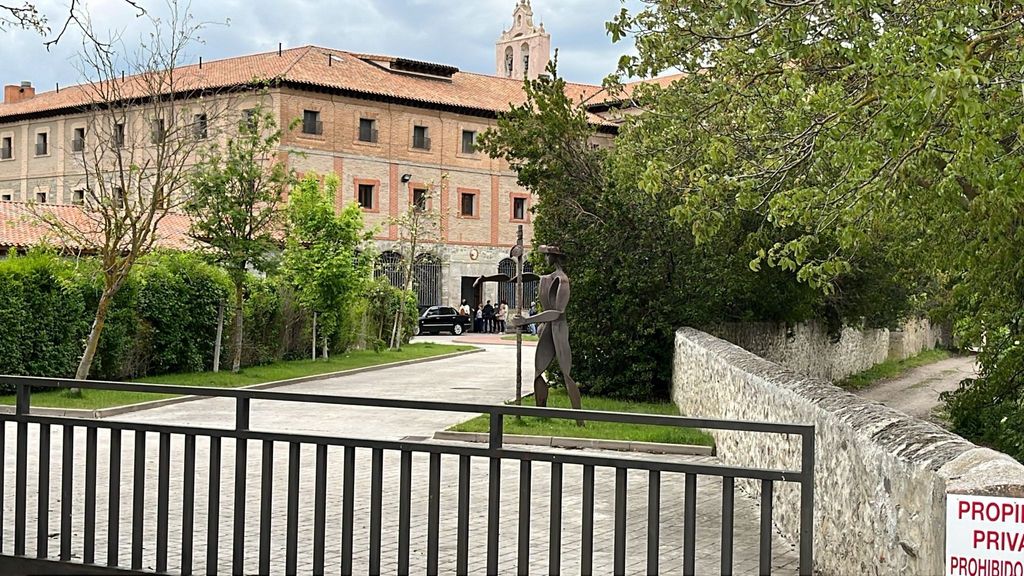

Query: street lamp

[400,173,412,183]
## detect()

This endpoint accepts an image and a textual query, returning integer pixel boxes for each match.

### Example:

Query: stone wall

[673,328,1024,575]
[708,318,945,383]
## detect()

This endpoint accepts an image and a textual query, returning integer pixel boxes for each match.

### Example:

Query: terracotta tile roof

[0,45,621,126]
[0,201,195,252]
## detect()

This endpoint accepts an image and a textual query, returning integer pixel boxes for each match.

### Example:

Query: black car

[415,306,470,336]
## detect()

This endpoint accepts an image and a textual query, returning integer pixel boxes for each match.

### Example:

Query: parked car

[415,306,470,336]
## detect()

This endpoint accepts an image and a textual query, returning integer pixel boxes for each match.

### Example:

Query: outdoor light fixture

[400,173,412,183]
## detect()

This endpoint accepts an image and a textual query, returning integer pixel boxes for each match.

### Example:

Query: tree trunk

[74,287,116,388]
[322,336,328,360]
[232,278,244,373]
[311,311,318,360]
[213,300,224,373]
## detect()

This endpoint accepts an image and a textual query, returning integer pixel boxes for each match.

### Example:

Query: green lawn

[838,349,953,391]
[500,334,540,342]
[449,389,714,446]
[2,343,476,410]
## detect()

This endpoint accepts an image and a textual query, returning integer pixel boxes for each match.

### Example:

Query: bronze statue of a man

[510,245,583,416]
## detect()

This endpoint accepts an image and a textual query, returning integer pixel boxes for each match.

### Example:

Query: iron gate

[0,375,814,576]
[497,259,538,309]
[413,253,442,307]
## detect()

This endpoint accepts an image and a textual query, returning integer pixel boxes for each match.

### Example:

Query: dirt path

[856,354,978,424]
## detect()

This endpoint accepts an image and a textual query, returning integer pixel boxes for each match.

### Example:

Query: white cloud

[0,0,644,93]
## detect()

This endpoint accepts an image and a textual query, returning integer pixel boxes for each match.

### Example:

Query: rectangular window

[412,125,430,150]
[358,183,375,210]
[358,118,378,143]
[114,186,125,207]
[72,189,85,205]
[241,109,257,132]
[150,119,165,143]
[460,191,476,217]
[513,197,527,221]
[72,128,86,152]
[461,130,477,154]
[35,132,48,156]
[113,123,125,148]
[302,110,322,135]
[0,136,11,160]
[1,193,12,201]
[35,191,47,203]
[193,114,208,140]
[413,188,427,211]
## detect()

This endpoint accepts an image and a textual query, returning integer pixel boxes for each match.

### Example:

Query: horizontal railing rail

[0,375,814,576]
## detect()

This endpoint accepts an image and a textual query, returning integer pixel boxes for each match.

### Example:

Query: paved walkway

[857,354,977,423]
[1,341,801,574]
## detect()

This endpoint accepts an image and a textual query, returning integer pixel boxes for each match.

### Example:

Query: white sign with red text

[948,494,1024,576]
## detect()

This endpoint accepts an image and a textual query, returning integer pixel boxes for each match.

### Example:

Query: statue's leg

[533,324,555,407]
[552,321,584,425]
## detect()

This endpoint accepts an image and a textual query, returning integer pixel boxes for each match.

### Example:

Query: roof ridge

[280,45,319,79]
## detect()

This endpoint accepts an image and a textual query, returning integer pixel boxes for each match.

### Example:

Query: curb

[432,430,714,456]
[1,347,483,420]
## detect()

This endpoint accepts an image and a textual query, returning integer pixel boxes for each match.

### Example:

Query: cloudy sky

[0,0,644,92]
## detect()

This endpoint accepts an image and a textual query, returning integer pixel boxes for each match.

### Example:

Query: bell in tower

[495,0,551,80]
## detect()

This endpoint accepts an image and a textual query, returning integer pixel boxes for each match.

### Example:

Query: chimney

[3,81,35,105]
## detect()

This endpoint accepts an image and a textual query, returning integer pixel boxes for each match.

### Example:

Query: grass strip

[449,388,714,446]
[838,349,953,391]
[0,343,476,410]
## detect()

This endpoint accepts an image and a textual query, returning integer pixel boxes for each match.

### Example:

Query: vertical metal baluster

[181,435,196,576]
[517,460,532,576]
[341,446,355,576]
[799,430,815,576]
[232,437,247,575]
[549,462,562,576]
[131,431,146,570]
[14,384,29,556]
[647,470,661,576]
[487,413,503,575]
[258,441,273,576]
[368,448,383,576]
[581,464,594,576]
[456,455,470,576]
[36,423,50,559]
[107,429,121,566]
[59,425,73,561]
[397,450,412,576]
[614,468,627,576]
[0,421,6,554]
[84,427,97,564]
[721,477,735,576]
[312,445,327,576]
[427,452,441,576]
[207,436,222,576]
[156,432,170,572]
[285,443,299,576]
[759,480,774,576]
[683,473,697,576]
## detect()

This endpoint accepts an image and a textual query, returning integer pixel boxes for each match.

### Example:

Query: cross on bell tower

[495,0,551,80]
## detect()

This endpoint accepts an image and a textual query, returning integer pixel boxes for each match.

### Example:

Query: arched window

[374,251,404,288]
[504,46,514,77]
[497,258,517,307]
[413,253,442,307]
[522,261,539,308]
[521,43,530,76]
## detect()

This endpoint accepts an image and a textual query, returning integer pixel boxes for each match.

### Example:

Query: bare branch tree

[0,0,145,47]
[31,0,230,383]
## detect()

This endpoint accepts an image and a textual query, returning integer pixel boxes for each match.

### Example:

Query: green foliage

[282,173,372,351]
[606,2,1023,447]
[480,63,824,400]
[363,278,417,352]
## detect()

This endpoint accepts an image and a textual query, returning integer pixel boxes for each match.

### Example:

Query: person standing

[528,301,538,335]
[458,299,471,317]
[483,300,495,333]
[474,306,483,333]
[497,300,508,333]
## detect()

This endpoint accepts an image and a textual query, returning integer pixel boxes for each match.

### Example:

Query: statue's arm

[510,310,560,327]
[553,277,570,315]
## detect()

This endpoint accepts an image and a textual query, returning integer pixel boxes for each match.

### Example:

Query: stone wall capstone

[673,327,1024,576]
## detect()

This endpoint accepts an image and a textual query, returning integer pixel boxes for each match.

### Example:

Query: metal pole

[213,300,224,373]
[515,225,524,407]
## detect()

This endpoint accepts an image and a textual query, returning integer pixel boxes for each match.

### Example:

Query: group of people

[457,299,538,334]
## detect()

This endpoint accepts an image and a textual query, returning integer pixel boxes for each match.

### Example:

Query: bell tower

[495,0,551,80]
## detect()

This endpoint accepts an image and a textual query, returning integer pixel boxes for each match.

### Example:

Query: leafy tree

[186,103,292,373]
[606,2,1024,452]
[480,63,824,399]
[282,173,372,358]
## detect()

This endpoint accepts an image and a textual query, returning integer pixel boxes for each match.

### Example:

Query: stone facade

[673,328,1024,575]
[709,318,948,383]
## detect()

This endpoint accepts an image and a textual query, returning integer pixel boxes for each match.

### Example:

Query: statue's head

[538,245,565,266]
